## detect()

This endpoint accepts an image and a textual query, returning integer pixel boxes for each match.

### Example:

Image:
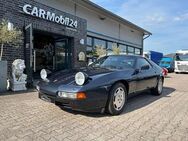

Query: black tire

[151,77,163,95]
[106,83,127,115]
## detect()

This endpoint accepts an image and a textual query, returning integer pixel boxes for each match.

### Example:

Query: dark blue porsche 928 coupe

[36,55,164,115]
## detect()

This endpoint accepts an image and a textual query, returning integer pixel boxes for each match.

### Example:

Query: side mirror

[134,69,140,75]
[141,65,150,70]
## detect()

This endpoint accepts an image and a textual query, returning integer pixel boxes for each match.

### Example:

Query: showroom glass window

[93,38,107,57]
[128,46,135,55]
[119,44,127,54]
[87,36,92,46]
[86,37,93,55]
[94,38,106,48]
[135,48,141,55]
[107,42,113,55]
[86,36,93,64]
[107,42,118,55]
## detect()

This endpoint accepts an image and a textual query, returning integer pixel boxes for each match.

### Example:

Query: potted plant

[0,19,22,92]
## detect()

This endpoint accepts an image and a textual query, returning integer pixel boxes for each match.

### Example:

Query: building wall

[36,0,75,15]
[35,0,144,48]
[76,5,119,39]
[0,0,145,85]
[0,0,87,84]
[119,24,143,47]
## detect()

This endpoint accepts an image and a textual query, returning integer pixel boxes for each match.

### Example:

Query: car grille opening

[178,65,188,71]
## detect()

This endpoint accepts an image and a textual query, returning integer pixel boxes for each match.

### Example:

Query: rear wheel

[106,83,127,115]
[151,77,163,95]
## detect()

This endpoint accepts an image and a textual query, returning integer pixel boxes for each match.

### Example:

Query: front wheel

[151,77,163,95]
[106,83,127,115]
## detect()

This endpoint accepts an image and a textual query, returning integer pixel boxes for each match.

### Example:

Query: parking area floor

[0,73,188,141]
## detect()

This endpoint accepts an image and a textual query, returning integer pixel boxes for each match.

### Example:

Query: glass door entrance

[55,39,69,71]
[33,31,71,79]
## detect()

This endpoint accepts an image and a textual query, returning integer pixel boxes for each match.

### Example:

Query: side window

[137,58,151,69]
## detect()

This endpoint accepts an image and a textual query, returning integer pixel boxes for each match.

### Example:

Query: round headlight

[40,69,47,80]
[75,72,87,85]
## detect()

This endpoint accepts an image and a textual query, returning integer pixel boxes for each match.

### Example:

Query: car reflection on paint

[36,55,164,115]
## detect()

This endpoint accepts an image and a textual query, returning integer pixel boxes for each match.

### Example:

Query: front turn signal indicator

[76,92,86,100]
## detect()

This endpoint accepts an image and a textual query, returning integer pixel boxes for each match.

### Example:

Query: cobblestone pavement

[0,73,188,141]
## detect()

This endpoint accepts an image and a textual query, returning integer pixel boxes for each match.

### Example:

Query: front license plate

[41,95,51,103]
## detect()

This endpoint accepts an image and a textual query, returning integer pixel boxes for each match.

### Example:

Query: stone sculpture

[10,59,27,91]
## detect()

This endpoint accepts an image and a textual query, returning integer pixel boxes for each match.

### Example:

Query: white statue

[10,59,27,91]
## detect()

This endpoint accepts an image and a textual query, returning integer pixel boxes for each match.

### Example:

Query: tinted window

[160,61,171,65]
[137,58,151,69]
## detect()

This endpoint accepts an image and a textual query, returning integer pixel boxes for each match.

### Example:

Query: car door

[135,58,157,92]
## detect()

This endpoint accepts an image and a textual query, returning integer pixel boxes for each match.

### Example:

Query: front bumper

[38,90,107,113]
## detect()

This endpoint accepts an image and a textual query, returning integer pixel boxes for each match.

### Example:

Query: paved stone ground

[0,73,188,141]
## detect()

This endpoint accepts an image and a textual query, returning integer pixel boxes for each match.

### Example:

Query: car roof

[107,54,144,59]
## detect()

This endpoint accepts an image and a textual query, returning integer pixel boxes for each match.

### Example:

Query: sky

[91,0,188,55]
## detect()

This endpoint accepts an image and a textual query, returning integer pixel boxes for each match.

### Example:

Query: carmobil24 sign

[22,4,78,28]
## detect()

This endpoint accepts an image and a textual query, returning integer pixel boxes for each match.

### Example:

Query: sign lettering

[22,4,78,28]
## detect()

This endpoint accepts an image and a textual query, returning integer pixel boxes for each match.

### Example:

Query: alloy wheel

[113,87,125,111]
[158,78,163,94]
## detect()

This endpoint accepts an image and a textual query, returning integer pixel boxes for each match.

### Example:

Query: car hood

[46,67,113,85]
[38,67,134,94]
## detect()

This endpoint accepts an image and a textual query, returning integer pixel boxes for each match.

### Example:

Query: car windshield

[89,56,136,70]
[160,61,171,65]
[176,54,188,61]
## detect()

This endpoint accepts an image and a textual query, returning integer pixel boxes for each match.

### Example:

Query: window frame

[86,35,143,63]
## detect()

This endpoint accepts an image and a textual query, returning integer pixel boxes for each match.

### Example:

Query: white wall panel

[120,24,143,47]
[35,0,143,47]
[76,5,119,39]
[35,0,75,15]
